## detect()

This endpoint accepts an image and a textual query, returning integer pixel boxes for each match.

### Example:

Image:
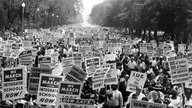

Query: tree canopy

[0,0,83,32]
[89,0,192,43]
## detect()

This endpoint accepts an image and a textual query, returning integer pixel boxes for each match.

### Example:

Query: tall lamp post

[21,2,25,35]
[52,13,54,27]
[36,8,39,28]
[56,15,59,26]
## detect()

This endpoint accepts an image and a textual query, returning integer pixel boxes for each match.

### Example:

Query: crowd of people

[0,25,191,108]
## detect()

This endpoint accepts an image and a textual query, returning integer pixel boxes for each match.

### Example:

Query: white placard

[168,56,189,84]
[2,67,25,100]
[126,71,147,92]
[57,81,83,99]
[55,98,95,108]
[36,74,64,106]
[92,68,109,90]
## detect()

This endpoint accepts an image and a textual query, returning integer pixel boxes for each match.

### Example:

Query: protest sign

[38,56,52,68]
[139,43,147,53]
[0,41,5,52]
[39,56,51,64]
[12,43,22,58]
[156,47,164,57]
[40,64,52,69]
[52,63,63,76]
[168,56,189,84]
[92,68,109,90]
[22,41,32,49]
[2,67,25,100]
[55,98,95,108]
[166,50,176,58]
[189,66,192,77]
[4,44,12,57]
[3,52,12,57]
[72,53,82,60]
[104,68,118,85]
[12,43,23,50]
[130,100,166,108]
[178,44,186,54]
[57,81,83,99]
[65,65,87,82]
[61,57,74,74]
[188,43,192,52]
[72,52,82,69]
[86,66,99,78]
[100,63,116,70]
[51,52,59,65]
[19,57,33,67]
[104,54,116,62]
[7,40,15,44]
[28,67,52,94]
[23,105,38,108]
[188,53,192,67]
[85,57,100,68]
[126,71,147,92]
[146,43,154,57]
[69,37,75,45]
[185,105,192,108]
[36,74,63,106]
[62,57,74,67]
[19,50,32,58]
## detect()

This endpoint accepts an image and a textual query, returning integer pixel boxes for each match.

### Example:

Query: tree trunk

[135,29,138,36]
[130,28,133,35]
[139,29,142,38]
[176,32,181,44]
[125,27,127,34]
[143,29,146,40]
[149,30,151,41]
[154,30,157,37]
[183,31,188,44]
[154,30,157,41]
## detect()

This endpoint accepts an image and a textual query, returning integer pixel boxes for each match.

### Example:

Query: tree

[89,0,192,43]
[0,0,83,32]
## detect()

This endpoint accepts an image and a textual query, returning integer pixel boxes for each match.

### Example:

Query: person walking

[105,84,124,108]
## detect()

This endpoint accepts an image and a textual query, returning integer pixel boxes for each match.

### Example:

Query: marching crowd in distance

[0,25,191,108]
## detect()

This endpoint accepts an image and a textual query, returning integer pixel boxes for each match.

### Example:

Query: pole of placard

[12,100,15,108]
[181,83,185,108]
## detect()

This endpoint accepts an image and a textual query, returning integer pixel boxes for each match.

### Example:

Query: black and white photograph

[0,0,192,108]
